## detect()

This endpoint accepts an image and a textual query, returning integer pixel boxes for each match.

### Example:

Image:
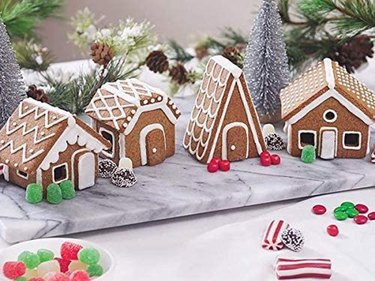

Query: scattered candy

[55,258,71,273]
[18,251,40,269]
[301,145,316,164]
[25,183,43,204]
[355,204,369,214]
[207,159,219,173]
[59,180,76,200]
[37,249,55,263]
[281,228,304,252]
[68,261,88,273]
[262,220,289,251]
[334,211,348,221]
[70,270,90,281]
[265,133,286,151]
[260,155,272,166]
[368,211,375,220]
[354,215,368,225]
[218,160,230,171]
[98,159,118,178]
[334,206,346,213]
[87,264,103,277]
[46,183,63,204]
[2,261,26,279]
[341,201,354,209]
[346,207,359,218]
[312,204,327,215]
[78,248,100,265]
[37,260,60,277]
[111,168,137,188]
[327,225,339,237]
[275,258,332,280]
[43,272,69,281]
[61,242,83,260]
[271,154,281,165]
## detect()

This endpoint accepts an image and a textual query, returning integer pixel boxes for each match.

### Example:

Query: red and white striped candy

[262,220,289,251]
[276,258,332,280]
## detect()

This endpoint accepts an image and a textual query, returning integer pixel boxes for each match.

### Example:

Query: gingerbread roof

[86,78,181,133]
[0,98,110,173]
[281,58,375,123]
[183,55,265,162]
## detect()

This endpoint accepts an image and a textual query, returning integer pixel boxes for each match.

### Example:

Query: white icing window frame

[298,130,317,149]
[16,170,29,180]
[52,163,69,184]
[342,131,362,150]
[323,109,337,123]
[99,127,115,158]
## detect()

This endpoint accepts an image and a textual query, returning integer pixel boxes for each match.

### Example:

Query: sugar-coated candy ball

[270,154,281,165]
[99,159,118,178]
[301,145,316,163]
[210,157,221,165]
[15,277,27,281]
[55,258,71,273]
[18,251,41,269]
[260,155,272,166]
[327,225,339,237]
[346,207,359,218]
[68,260,88,273]
[37,249,55,263]
[218,160,230,172]
[78,248,100,265]
[368,212,375,220]
[43,272,69,281]
[354,215,368,225]
[59,180,76,200]
[341,201,355,209]
[70,270,90,281]
[260,151,271,158]
[280,228,304,252]
[2,261,26,279]
[355,204,369,214]
[312,204,327,215]
[61,242,83,260]
[207,161,219,173]
[111,168,137,188]
[37,260,60,277]
[25,183,43,204]
[334,211,348,221]
[87,264,104,277]
[46,183,63,204]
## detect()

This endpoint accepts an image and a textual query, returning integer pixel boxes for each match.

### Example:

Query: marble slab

[1,96,375,243]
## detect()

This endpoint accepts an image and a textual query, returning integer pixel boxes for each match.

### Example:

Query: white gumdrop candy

[37,260,60,277]
[24,269,38,279]
[119,157,133,171]
[263,124,276,137]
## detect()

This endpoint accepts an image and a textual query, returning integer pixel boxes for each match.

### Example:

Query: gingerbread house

[183,55,266,163]
[0,98,110,190]
[281,58,375,159]
[86,78,181,167]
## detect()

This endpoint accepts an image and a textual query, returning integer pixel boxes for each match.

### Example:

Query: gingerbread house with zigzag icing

[86,78,181,167]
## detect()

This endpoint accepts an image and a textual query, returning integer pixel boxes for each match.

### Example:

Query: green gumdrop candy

[346,207,359,218]
[25,183,43,204]
[60,180,76,200]
[334,206,346,213]
[78,248,100,265]
[18,251,40,269]
[334,211,348,221]
[87,264,104,277]
[46,183,63,204]
[15,277,27,281]
[341,201,355,208]
[301,145,316,164]
[37,249,54,263]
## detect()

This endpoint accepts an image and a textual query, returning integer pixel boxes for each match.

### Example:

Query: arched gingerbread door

[140,124,166,166]
[222,122,249,162]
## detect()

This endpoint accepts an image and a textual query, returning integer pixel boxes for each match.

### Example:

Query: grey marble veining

[1,96,375,243]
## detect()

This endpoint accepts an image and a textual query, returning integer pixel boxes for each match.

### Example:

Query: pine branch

[168,39,194,62]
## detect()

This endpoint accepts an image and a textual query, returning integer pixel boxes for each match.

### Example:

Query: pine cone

[195,46,209,60]
[222,46,242,67]
[27,85,49,103]
[90,42,114,66]
[145,50,169,73]
[329,35,374,73]
[169,64,189,85]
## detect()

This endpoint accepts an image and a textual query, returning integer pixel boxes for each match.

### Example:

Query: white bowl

[0,238,115,281]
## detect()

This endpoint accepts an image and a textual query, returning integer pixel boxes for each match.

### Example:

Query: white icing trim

[319,127,338,158]
[342,131,362,150]
[3,165,9,181]
[24,98,72,118]
[139,124,166,165]
[99,127,115,158]
[288,89,374,125]
[16,170,29,180]
[221,122,249,160]
[287,124,292,154]
[102,83,141,107]
[119,133,126,159]
[323,58,335,89]
[71,148,89,186]
[52,163,69,183]
[211,55,242,79]
[367,126,371,154]
[298,130,317,149]
[36,168,42,184]
[323,109,337,123]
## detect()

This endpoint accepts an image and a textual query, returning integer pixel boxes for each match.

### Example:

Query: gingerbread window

[343,132,361,150]
[53,163,68,183]
[16,170,28,180]
[298,130,316,149]
[323,110,337,123]
[99,127,115,158]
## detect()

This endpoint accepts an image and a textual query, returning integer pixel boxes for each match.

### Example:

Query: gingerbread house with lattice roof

[281,58,375,159]
[86,78,181,167]
[183,55,266,163]
[0,98,110,190]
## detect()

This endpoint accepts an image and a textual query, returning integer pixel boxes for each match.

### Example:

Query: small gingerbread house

[183,55,266,163]
[0,98,110,190]
[86,78,181,167]
[281,58,375,159]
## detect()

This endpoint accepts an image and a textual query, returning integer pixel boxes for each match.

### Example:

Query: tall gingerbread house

[183,55,266,163]
[281,58,375,159]
[86,78,181,167]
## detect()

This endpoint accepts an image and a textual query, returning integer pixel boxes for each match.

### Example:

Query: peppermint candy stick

[276,258,332,280]
[262,220,289,251]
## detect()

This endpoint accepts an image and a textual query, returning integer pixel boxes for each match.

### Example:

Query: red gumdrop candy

[70,270,90,281]
[312,204,327,215]
[44,272,69,281]
[219,160,230,172]
[207,161,219,173]
[60,242,83,260]
[2,261,26,279]
[260,155,271,166]
[271,154,281,165]
[368,212,375,220]
[55,257,71,273]
[327,224,339,237]
[354,215,368,225]
[210,157,221,165]
[355,204,369,214]
[260,151,271,159]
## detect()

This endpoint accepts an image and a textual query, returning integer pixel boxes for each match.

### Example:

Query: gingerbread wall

[289,96,369,158]
[7,169,37,189]
[94,121,121,164]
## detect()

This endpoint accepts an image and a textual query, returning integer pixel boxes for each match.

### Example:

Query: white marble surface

[0,95,375,244]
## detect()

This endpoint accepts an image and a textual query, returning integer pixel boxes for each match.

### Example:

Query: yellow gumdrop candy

[68,260,88,272]
[24,269,38,279]
[37,260,60,277]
